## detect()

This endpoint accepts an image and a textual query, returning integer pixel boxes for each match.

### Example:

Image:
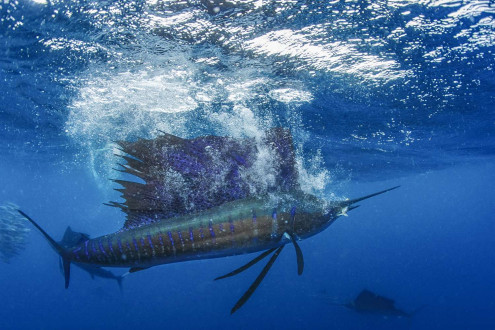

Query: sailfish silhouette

[333,289,422,318]
[16,128,399,313]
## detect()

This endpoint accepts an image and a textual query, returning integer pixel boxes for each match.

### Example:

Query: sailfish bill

[341,186,400,207]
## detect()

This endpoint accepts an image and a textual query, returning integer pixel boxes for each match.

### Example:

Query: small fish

[0,203,30,263]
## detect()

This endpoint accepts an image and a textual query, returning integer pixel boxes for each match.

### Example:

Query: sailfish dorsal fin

[109,128,300,229]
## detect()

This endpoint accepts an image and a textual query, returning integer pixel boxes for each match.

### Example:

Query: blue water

[1,0,494,329]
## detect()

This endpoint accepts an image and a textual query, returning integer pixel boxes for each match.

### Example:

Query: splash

[0,203,30,263]
[65,64,194,188]
[65,52,331,195]
[62,4,334,197]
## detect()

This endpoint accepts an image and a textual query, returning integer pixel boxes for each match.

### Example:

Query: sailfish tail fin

[17,210,72,289]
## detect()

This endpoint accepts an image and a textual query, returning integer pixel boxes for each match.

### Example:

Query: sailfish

[17,128,398,314]
[333,289,423,318]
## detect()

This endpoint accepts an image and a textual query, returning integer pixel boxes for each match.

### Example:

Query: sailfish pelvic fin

[216,230,305,313]
[214,248,277,281]
[231,245,285,314]
[214,246,288,314]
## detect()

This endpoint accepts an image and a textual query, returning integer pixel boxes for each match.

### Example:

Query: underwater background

[1,0,494,329]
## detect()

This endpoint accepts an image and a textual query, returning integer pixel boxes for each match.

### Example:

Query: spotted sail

[110,128,301,229]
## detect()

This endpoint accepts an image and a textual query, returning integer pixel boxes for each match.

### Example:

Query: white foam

[297,149,331,196]
[269,88,313,104]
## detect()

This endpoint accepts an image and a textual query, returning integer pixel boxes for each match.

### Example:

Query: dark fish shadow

[328,289,425,319]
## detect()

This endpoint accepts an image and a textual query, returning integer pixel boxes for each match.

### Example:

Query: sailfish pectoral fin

[231,245,285,314]
[214,248,277,281]
[286,232,304,275]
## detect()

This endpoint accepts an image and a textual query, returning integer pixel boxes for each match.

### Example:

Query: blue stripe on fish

[189,227,194,242]
[167,231,174,247]
[132,238,139,252]
[147,234,154,250]
[229,218,235,233]
[98,239,107,256]
[117,238,123,254]
[290,206,297,229]
[73,247,82,260]
[159,233,164,246]
[178,231,184,245]
[107,238,114,254]
[271,208,278,239]
[291,206,296,218]
[209,220,215,238]
[84,240,89,259]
